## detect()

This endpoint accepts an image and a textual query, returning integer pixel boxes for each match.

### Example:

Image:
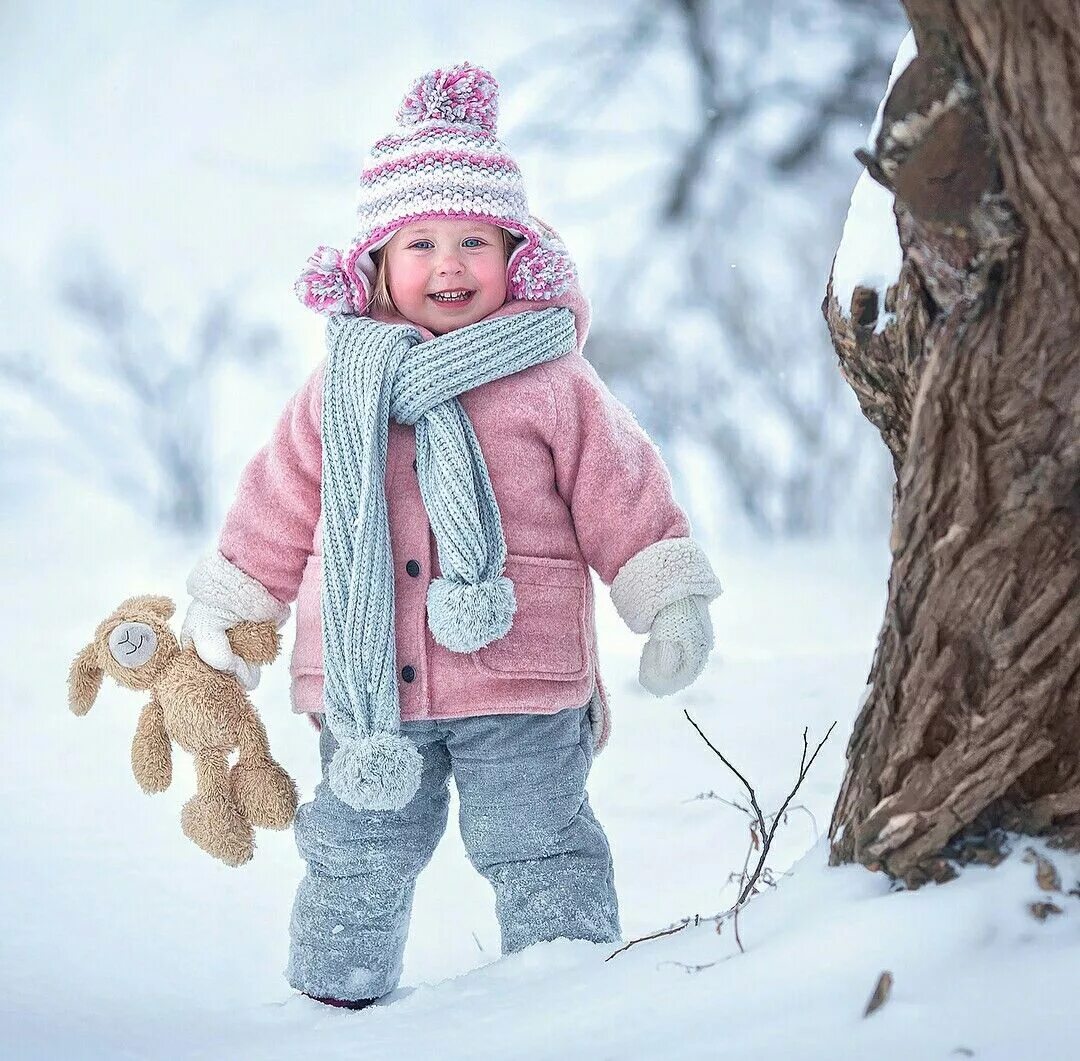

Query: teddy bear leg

[182,748,254,867]
[230,710,299,831]
[131,695,173,793]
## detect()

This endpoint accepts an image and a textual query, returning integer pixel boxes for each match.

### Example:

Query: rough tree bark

[823,0,1080,886]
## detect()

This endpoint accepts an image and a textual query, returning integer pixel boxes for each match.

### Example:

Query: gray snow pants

[286,704,621,1001]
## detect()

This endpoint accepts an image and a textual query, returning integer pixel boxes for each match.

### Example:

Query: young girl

[182,63,721,1008]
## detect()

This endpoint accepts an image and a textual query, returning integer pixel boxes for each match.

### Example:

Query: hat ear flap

[295,245,368,316]
[68,643,104,716]
[507,222,577,301]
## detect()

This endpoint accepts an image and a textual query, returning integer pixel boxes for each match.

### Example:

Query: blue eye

[462,238,486,248]
[409,240,434,250]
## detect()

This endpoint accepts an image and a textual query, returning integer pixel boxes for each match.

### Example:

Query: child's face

[383,219,508,335]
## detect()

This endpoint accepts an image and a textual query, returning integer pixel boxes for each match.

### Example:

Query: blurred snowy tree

[509,0,908,535]
[0,246,280,537]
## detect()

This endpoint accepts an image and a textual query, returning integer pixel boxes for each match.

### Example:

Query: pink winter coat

[218,284,690,751]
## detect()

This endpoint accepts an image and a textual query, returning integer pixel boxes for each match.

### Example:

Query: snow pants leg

[448,705,622,954]
[286,721,450,1002]
[286,703,620,1000]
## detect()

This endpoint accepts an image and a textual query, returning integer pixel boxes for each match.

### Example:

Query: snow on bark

[831,32,916,328]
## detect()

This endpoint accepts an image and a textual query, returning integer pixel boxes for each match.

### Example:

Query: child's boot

[303,993,377,1010]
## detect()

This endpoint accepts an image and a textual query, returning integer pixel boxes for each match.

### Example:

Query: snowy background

[1,0,907,539]
[3,3,1077,1058]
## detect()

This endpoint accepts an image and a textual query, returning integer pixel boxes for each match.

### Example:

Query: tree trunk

[823,0,1080,887]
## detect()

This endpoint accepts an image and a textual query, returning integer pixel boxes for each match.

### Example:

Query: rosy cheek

[388,260,427,304]
[477,256,508,297]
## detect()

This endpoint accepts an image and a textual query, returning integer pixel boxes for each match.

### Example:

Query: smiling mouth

[428,289,475,305]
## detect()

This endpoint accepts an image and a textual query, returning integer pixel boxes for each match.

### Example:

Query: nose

[435,249,465,276]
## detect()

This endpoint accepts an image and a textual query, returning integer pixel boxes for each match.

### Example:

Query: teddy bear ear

[115,595,176,622]
[68,643,104,716]
[108,592,173,626]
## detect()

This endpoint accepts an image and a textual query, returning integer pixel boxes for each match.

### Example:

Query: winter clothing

[303,994,376,1010]
[609,536,726,634]
[638,596,715,697]
[182,550,290,690]
[320,308,578,812]
[217,284,720,752]
[610,537,722,697]
[287,704,619,1001]
[186,56,720,1001]
[294,62,575,316]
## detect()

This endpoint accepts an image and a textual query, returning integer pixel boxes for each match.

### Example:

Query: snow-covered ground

[4,491,1077,1060]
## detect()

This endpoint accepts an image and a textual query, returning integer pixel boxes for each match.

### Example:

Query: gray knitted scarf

[321,307,577,813]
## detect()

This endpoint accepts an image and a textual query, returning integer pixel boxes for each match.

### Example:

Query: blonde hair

[368,228,519,317]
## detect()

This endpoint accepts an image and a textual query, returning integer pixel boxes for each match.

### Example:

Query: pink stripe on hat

[363,149,522,182]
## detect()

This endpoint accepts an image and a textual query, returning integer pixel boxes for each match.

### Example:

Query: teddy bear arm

[131,694,173,794]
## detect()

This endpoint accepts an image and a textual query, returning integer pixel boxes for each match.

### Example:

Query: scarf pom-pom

[427,574,516,654]
[329,732,424,812]
[295,245,367,316]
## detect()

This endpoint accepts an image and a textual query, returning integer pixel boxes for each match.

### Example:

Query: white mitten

[182,552,290,691]
[609,537,722,698]
[639,596,714,697]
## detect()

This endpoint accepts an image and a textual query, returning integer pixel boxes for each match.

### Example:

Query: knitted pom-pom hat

[295,62,577,315]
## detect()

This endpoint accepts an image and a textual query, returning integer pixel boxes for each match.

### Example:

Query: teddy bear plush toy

[67,594,298,867]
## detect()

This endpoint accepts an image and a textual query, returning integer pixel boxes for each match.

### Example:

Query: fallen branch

[604,918,694,962]
[656,960,718,975]
[685,713,837,906]
[606,719,836,961]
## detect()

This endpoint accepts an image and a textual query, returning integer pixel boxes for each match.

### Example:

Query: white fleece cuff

[610,537,722,634]
[186,551,290,627]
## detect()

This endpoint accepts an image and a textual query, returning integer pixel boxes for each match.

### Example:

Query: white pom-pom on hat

[396,61,499,132]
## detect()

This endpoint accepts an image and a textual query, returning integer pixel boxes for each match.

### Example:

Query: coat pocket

[472,554,591,681]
